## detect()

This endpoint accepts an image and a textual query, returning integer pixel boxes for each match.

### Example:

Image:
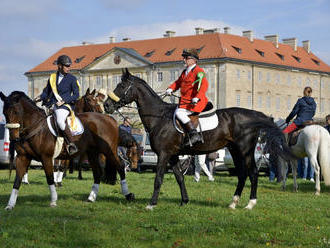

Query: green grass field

[0,169,329,248]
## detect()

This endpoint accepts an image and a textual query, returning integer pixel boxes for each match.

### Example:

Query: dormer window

[292,55,301,63]
[75,55,85,63]
[255,49,264,57]
[232,46,242,54]
[275,52,284,61]
[53,60,57,65]
[145,50,155,57]
[165,48,176,56]
[311,58,320,65]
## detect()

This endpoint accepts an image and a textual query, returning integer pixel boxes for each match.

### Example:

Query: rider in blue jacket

[36,55,80,155]
[283,86,316,134]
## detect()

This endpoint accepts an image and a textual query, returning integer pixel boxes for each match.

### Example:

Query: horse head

[82,89,103,113]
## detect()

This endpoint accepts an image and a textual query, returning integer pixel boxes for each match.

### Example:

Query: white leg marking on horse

[88,183,99,202]
[49,184,58,207]
[146,205,155,210]
[57,172,64,183]
[5,188,19,210]
[120,179,129,195]
[229,195,240,209]
[53,171,58,183]
[22,173,29,184]
[245,199,257,210]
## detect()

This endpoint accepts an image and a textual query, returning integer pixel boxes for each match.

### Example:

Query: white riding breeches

[54,108,70,131]
[176,108,193,124]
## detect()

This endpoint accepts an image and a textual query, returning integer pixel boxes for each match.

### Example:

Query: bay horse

[0,91,134,210]
[277,120,330,194]
[103,69,293,210]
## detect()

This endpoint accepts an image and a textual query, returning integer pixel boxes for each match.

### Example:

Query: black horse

[104,69,293,210]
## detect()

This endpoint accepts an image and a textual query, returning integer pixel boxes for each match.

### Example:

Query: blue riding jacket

[40,72,80,109]
[285,96,316,126]
[119,124,132,134]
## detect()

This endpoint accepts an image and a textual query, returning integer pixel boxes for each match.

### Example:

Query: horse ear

[125,68,130,76]
[91,89,96,95]
[86,88,90,95]
[0,91,7,102]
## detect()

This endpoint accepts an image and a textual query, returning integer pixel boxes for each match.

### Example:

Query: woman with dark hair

[283,86,316,134]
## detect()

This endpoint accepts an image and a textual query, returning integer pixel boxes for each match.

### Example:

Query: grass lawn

[0,169,329,248]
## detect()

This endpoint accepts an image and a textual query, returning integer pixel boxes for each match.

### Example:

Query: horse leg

[279,157,289,191]
[309,156,320,195]
[171,156,189,206]
[291,159,298,192]
[87,152,102,202]
[244,155,258,210]
[5,155,31,210]
[146,153,170,210]
[43,157,58,207]
[228,149,247,209]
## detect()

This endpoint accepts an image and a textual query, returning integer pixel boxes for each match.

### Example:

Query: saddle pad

[53,137,64,159]
[47,116,84,137]
[173,109,219,134]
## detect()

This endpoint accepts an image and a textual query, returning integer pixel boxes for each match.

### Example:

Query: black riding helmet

[57,55,72,66]
[181,48,199,60]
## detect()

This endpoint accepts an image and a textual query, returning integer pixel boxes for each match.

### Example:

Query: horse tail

[100,154,117,185]
[318,128,330,186]
[246,119,296,162]
[8,140,16,179]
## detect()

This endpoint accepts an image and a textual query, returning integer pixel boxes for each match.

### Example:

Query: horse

[102,68,293,210]
[0,91,134,210]
[276,120,330,195]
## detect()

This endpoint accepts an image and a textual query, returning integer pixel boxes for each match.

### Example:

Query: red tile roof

[27,33,330,74]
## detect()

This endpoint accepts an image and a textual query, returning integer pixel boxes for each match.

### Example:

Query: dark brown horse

[0,91,134,210]
[103,69,293,210]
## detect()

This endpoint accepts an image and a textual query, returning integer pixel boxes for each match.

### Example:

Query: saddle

[179,102,215,129]
[288,121,314,146]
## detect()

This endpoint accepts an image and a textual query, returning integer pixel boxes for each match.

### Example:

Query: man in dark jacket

[35,54,80,155]
[283,86,316,134]
[325,114,330,134]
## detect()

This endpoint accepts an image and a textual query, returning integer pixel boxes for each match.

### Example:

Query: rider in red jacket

[166,48,209,146]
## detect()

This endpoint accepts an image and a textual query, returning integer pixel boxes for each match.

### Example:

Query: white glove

[166,88,173,96]
[192,97,200,104]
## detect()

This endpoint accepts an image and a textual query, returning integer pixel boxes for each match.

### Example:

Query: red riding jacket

[168,65,209,113]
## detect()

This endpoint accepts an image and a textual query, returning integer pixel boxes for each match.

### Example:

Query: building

[25,27,330,120]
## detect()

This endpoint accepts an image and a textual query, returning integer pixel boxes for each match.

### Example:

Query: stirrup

[66,143,78,155]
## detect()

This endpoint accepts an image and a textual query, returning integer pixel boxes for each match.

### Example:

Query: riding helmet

[57,55,72,66]
[182,48,199,60]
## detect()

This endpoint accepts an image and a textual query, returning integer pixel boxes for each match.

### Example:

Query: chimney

[204,28,221,34]
[195,27,204,35]
[264,35,279,48]
[242,30,254,42]
[282,37,297,51]
[224,27,231,34]
[122,37,131,41]
[164,30,176,38]
[82,41,87,46]
[109,37,116,43]
[302,40,310,53]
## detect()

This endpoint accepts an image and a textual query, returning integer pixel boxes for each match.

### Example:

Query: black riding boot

[184,121,202,147]
[63,125,79,156]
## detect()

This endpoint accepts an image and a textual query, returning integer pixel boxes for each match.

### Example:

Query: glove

[34,96,41,103]
[165,88,173,96]
[191,98,199,104]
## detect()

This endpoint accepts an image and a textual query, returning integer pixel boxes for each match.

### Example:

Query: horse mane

[9,91,46,116]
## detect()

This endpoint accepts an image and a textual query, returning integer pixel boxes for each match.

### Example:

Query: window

[258,71,262,82]
[255,49,264,57]
[311,58,320,65]
[236,93,240,107]
[287,95,291,110]
[197,45,205,53]
[320,98,325,113]
[165,48,176,56]
[287,75,291,85]
[236,69,240,79]
[232,46,242,54]
[258,95,262,108]
[266,72,271,83]
[75,55,85,63]
[157,72,163,82]
[292,55,301,63]
[298,76,302,86]
[170,70,178,81]
[313,79,318,88]
[248,71,251,81]
[145,50,155,57]
[247,95,252,109]
[266,95,271,109]
[275,73,280,84]
[113,75,121,84]
[276,96,281,111]
[96,76,103,88]
[275,52,284,60]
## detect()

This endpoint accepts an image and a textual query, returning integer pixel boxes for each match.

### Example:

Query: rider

[283,86,316,134]
[165,48,209,146]
[35,54,80,155]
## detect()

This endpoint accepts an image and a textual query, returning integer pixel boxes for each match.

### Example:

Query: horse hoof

[146,204,156,210]
[50,202,57,207]
[5,205,14,211]
[87,197,96,203]
[180,200,189,206]
[315,192,320,196]
[228,203,236,209]
[125,193,135,201]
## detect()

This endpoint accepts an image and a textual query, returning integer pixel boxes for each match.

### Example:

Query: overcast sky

[0,0,329,119]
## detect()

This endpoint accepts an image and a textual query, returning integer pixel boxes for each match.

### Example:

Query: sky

[0,0,329,120]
